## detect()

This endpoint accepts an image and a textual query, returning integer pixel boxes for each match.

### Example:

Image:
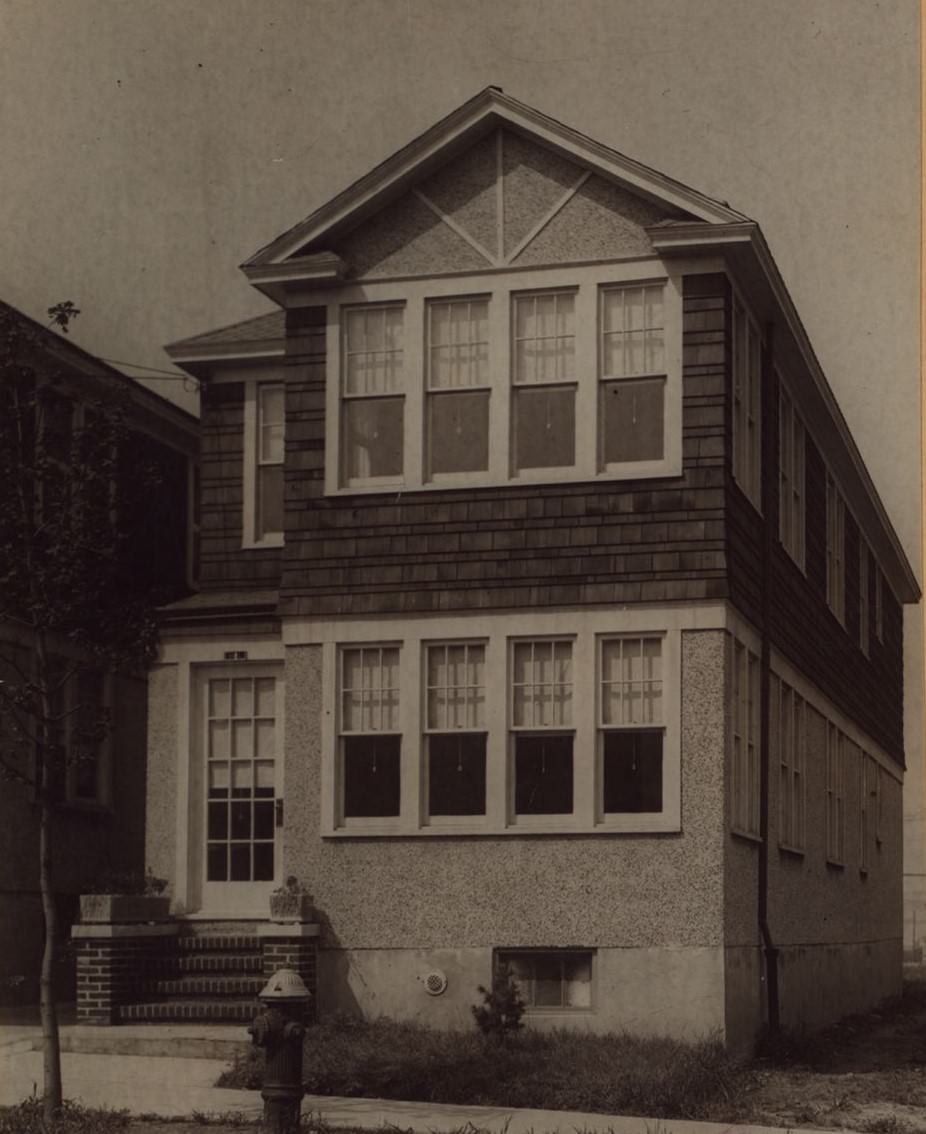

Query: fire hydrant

[248,968,311,1134]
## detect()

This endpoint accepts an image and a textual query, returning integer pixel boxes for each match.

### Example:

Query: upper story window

[426,298,490,479]
[243,377,285,547]
[513,292,576,472]
[323,610,683,836]
[599,285,665,466]
[825,470,846,626]
[732,298,762,510]
[342,306,404,486]
[778,381,805,569]
[874,565,884,642]
[326,264,684,494]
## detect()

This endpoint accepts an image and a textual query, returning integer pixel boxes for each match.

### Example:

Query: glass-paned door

[198,668,282,915]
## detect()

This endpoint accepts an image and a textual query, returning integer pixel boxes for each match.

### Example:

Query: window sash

[425,642,486,731]
[732,299,762,507]
[498,950,593,1010]
[340,646,401,734]
[512,292,576,385]
[825,723,846,864]
[599,636,663,727]
[778,384,805,567]
[777,679,805,851]
[343,305,405,396]
[600,285,665,378]
[732,640,760,837]
[428,298,490,390]
[510,640,573,729]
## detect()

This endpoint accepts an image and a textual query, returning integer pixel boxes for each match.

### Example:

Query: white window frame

[778,378,805,570]
[315,609,684,836]
[859,538,870,656]
[732,295,762,511]
[242,374,286,549]
[825,469,846,626]
[776,677,805,854]
[731,636,761,839]
[323,261,685,494]
[825,722,846,866]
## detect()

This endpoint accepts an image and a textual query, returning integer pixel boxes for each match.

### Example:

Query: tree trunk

[39,791,62,1120]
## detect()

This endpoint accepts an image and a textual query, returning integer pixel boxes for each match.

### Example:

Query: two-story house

[0,300,197,1005]
[144,89,918,1049]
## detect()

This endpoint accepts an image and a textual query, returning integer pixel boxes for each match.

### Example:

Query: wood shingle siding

[276,275,730,618]
[198,381,282,588]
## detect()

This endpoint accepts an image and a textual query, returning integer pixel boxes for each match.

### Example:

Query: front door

[194,666,283,916]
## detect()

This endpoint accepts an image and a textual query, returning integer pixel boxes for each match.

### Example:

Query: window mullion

[405,302,424,486]
[573,632,595,826]
[573,286,596,478]
[484,637,508,828]
[488,287,509,480]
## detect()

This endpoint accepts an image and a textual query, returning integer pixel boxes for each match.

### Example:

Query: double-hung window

[777,679,805,852]
[512,292,576,472]
[342,305,405,486]
[825,722,846,865]
[426,298,490,478]
[339,646,401,820]
[510,639,574,817]
[826,470,846,625]
[425,642,487,818]
[731,638,760,837]
[874,568,884,642]
[859,540,871,656]
[599,636,664,815]
[256,384,284,540]
[778,381,805,568]
[859,752,878,874]
[599,284,665,466]
[732,298,762,508]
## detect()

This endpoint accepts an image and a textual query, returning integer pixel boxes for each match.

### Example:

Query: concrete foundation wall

[317,945,726,1039]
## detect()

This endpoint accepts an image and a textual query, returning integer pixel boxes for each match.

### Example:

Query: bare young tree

[0,303,160,1121]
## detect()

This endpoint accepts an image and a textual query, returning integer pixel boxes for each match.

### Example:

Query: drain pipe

[759,325,780,1033]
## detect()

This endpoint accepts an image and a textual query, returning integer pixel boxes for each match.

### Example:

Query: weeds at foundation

[0,1100,130,1133]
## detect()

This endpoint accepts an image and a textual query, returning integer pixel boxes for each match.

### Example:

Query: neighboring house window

[323,615,682,835]
[341,305,405,486]
[825,470,846,625]
[497,950,593,1010]
[732,297,762,509]
[511,639,574,816]
[874,567,884,642]
[777,678,805,853]
[778,381,805,569]
[599,636,664,815]
[512,292,577,472]
[425,642,487,819]
[825,722,846,865]
[426,298,490,478]
[46,658,110,806]
[599,284,666,466]
[339,645,401,820]
[859,540,870,656]
[731,638,760,838]
[859,752,878,874]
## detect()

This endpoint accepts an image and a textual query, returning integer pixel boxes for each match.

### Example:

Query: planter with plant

[269,876,315,923]
[79,868,170,924]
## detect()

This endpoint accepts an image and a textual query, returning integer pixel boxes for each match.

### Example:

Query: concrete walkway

[0,1012,843,1134]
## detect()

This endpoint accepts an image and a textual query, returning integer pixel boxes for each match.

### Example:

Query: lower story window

[339,645,401,820]
[497,949,593,1010]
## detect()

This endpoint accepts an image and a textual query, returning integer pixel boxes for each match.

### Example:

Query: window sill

[327,460,683,497]
[731,827,762,846]
[778,842,805,859]
[325,816,681,837]
[242,535,284,550]
[826,858,846,870]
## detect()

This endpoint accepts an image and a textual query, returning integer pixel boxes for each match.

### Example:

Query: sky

[0,0,919,564]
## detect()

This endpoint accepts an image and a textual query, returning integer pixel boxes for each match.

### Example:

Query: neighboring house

[144,88,918,1049]
[0,301,197,1004]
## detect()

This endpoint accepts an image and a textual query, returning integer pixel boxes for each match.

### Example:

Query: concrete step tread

[142,953,263,975]
[145,975,266,998]
[174,935,260,952]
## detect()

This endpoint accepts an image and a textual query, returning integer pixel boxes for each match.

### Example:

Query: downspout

[759,323,780,1032]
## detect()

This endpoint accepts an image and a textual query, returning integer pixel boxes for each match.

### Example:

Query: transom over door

[197,668,283,916]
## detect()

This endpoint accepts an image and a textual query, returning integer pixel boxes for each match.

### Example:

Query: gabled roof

[242,86,749,271]
[165,309,286,365]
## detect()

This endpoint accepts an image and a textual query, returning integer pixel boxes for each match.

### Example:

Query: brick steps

[142,975,266,999]
[140,951,263,975]
[116,999,257,1023]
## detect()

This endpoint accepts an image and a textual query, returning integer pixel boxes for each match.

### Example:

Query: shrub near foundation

[219,1017,738,1120]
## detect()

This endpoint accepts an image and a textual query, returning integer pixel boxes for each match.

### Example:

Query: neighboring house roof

[1,300,198,450]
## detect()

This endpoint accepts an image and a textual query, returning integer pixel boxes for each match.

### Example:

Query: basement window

[497,949,593,1010]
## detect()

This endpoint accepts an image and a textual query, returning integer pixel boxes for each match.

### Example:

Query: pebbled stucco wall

[283,630,726,959]
[145,662,178,889]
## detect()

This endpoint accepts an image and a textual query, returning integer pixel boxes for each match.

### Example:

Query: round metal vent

[422,969,448,996]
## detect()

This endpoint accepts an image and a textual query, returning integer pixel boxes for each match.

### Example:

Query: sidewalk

[1,1040,844,1134]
